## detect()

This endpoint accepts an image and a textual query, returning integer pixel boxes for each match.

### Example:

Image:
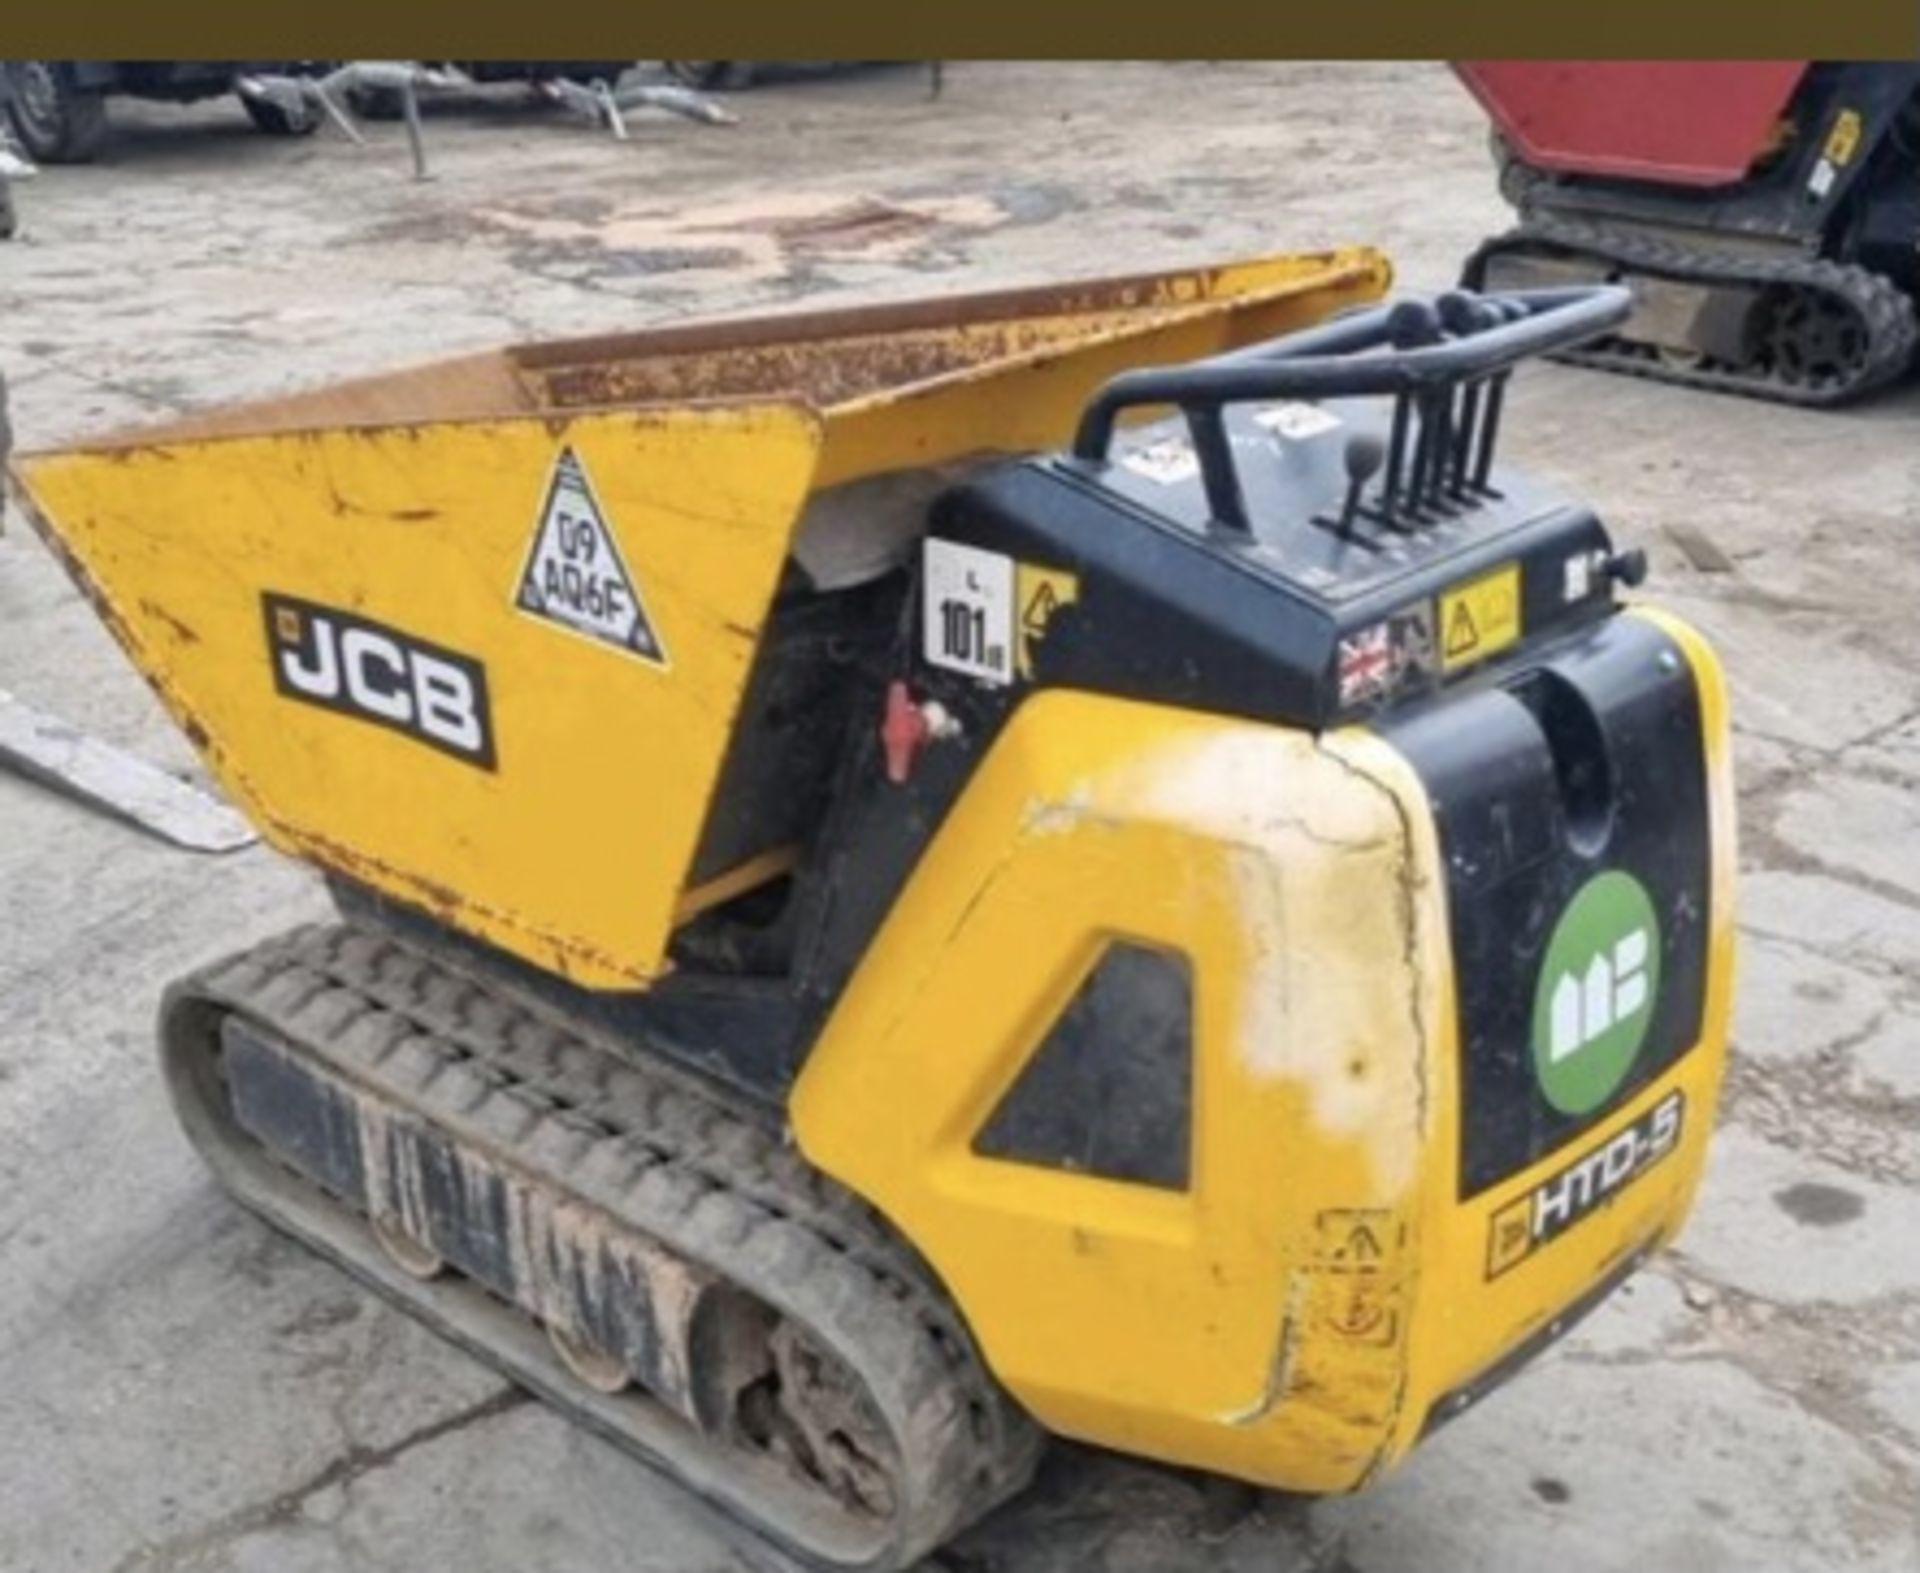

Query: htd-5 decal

[1487,1091,1684,1278]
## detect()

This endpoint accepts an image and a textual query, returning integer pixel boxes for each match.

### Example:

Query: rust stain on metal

[139,598,201,646]
[10,480,242,815]
[522,253,1386,416]
[540,325,1064,411]
[291,823,655,988]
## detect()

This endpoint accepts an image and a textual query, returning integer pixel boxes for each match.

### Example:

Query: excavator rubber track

[158,923,1042,1572]
[1464,216,1919,406]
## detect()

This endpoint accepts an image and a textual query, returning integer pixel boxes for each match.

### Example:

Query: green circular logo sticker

[1531,870,1660,1116]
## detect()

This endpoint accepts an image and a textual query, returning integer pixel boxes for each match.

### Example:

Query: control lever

[1337,433,1386,537]
[1386,299,1443,348]
[1073,284,1632,535]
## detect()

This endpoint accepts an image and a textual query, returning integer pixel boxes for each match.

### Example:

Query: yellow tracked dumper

[10,249,1736,1569]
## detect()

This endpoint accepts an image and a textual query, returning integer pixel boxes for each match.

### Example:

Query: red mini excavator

[1458,62,1920,404]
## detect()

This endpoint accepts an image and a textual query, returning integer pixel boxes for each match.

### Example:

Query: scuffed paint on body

[794,689,1443,1490]
[795,657,1733,1493]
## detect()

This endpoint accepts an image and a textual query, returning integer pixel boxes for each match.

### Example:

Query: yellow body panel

[793,608,1735,1489]
[11,248,1390,987]
[19,407,823,986]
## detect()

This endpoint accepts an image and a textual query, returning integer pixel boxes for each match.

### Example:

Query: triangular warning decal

[515,448,667,666]
[1022,581,1059,634]
[1444,599,1479,658]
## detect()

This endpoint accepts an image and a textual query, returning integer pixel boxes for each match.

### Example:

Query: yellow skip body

[12,248,1388,988]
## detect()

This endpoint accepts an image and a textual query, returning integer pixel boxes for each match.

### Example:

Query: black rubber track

[1464,217,1919,407]
[158,923,1042,1572]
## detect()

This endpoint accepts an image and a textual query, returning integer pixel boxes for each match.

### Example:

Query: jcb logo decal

[264,594,496,769]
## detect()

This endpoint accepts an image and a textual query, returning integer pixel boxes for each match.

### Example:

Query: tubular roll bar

[1070,285,1632,533]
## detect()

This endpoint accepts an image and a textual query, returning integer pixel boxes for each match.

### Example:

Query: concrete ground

[1,60,1916,1573]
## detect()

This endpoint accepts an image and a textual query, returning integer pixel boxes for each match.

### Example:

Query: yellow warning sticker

[1015,562,1079,679]
[1825,107,1863,168]
[1440,564,1522,673]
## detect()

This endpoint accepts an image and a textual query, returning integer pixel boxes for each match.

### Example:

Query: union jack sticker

[1337,601,1439,709]
[1338,623,1393,705]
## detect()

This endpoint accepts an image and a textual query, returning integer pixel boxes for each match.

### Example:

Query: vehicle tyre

[241,90,320,137]
[664,62,756,91]
[2,61,109,165]
[344,83,408,121]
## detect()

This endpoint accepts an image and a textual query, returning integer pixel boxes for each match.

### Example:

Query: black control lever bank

[1071,285,1632,534]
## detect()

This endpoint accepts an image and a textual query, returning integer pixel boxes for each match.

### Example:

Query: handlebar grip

[1070,284,1629,464]
[1067,284,1629,533]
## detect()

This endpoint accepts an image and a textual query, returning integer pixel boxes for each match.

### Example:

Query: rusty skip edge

[21,248,1392,457]
[10,473,223,765]
[4,471,255,803]
[511,246,1394,380]
[529,250,1395,413]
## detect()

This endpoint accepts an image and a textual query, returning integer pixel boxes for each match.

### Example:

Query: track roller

[157,924,1041,1571]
